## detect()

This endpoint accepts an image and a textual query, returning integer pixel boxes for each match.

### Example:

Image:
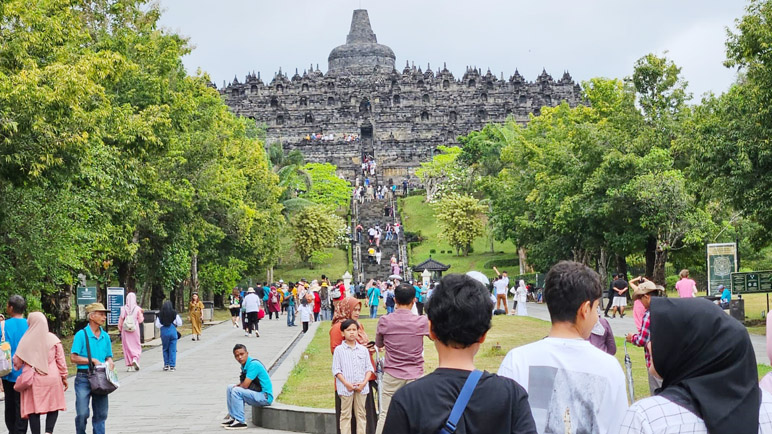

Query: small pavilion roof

[412,257,450,272]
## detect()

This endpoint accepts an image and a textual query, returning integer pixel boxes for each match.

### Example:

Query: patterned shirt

[619,392,772,433]
[630,309,651,367]
[332,342,373,397]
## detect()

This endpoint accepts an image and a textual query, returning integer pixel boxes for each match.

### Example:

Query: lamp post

[422,269,431,288]
[342,271,352,294]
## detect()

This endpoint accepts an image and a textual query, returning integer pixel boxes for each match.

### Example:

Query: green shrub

[483,258,517,269]
[665,275,679,291]
[429,249,436,254]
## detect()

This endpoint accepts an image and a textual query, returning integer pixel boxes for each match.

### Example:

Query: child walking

[298,297,314,333]
[332,319,373,434]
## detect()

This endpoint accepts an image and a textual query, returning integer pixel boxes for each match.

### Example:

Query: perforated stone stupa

[221,9,583,180]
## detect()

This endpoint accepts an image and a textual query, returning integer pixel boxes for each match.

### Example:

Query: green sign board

[76,286,97,306]
[707,243,737,296]
[731,271,772,294]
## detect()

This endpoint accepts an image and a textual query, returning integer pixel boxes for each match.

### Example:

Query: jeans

[385,306,394,314]
[313,312,320,322]
[75,374,108,434]
[226,385,271,423]
[321,308,332,321]
[286,306,295,326]
[369,304,378,318]
[3,379,27,434]
[160,325,178,367]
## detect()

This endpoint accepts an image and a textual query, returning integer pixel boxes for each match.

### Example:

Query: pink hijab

[15,312,60,374]
[125,292,138,311]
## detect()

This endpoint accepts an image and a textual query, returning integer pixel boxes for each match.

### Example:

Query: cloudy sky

[157,0,747,100]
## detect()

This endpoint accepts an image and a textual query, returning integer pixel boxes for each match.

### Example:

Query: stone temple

[221,10,583,180]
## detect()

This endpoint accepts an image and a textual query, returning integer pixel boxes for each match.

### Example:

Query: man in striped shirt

[332,319,373,434]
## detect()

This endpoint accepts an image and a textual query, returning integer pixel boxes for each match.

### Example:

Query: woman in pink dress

[118,292,144,371]
[12,312,67,434]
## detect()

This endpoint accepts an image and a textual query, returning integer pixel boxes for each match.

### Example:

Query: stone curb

[253,321,337,433]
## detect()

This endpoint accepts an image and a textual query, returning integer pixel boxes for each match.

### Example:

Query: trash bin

[202,301,214,321]
[729,299,745,323]
[142,310,159,343]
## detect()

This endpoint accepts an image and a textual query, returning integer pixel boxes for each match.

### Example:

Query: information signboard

[707,243,737,297]
[106,287,125,326]
[76,286,97,305]
[731,271,772,294]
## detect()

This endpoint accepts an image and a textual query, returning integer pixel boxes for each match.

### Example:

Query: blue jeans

[386,306,394,314]
[370,304,378,318]
[226,385,271,423]
[286,306,295,326]
[160,325,178,367]
[75,373,108,434]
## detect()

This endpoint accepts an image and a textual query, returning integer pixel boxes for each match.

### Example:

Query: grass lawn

[399,195,517,276]
[59,308,233,376]
[273,246,350,283]
[280,314,772,409]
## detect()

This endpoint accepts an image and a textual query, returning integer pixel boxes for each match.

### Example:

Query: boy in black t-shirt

[382,274,537,434]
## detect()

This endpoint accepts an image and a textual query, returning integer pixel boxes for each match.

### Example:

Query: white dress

[516,287,528,316]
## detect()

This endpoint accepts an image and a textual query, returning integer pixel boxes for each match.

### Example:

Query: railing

[390,191,409,281]
[351,196,364,282]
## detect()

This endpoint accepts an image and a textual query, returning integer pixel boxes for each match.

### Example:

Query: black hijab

[649,297,759,434]
[159,300,177,327]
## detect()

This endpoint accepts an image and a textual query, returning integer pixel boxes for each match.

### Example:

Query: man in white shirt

[498,261,628,434]
[492,266,509,314]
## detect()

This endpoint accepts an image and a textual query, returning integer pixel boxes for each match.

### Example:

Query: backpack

[0,321,12,377]
[330,285,342,299]
[123,307,137,333]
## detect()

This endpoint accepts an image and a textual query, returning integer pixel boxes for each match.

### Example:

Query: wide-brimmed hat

[85,303,110,313]
[247,287,255,293]
[633,280,660,300]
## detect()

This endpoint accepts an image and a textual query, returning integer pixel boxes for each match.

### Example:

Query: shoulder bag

[0,321,12,377]
[83,328,119,395]
[123,306,137,332]
[437,370,482,434]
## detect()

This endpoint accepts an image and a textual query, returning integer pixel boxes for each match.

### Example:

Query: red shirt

[336,283,346,301]
[313,292,321,313]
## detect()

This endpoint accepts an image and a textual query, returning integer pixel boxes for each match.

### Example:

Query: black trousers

[604,291,614,315]
[246,311,259,333]
[302,322,309,333]
[3,379,28,434]
[28,411,58,434]
[416,302,424,316]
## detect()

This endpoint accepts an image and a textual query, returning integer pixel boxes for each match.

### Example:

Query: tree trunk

[42,283,72,336]
[645,235,656,278]
[463,244,470,256]
[139,281,150,308]
[518,246,529,275]
[653,244,668,285]
[598,248,608,287]
[615,254,628,279]
[190,252,202,300]
[151,282,165,310]
[176,280,186,312]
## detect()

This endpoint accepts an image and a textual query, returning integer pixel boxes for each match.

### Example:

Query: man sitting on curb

[222,344,273,430]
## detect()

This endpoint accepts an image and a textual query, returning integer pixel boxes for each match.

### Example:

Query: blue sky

[157,0,747,100]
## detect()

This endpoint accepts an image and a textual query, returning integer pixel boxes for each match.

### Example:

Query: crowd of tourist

[3,260,770,433]
[303,133,359,143]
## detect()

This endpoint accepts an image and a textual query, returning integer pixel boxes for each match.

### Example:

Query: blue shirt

[721,288,731,303]
[367,287,380,306]
[414,285,423,303]
[243,356,273,403]
[71,326,114,370]
[1,317,28,382]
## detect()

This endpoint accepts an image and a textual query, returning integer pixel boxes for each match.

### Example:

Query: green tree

[291,206,346,266]
[300,163,351,210]
[433,193,486,256]
[415,146,468,202]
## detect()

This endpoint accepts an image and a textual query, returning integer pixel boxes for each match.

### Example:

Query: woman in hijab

[267,286,281,320]
[619,297,771,433]
[188,292,204,341]
[515,279,528,316]
[118,292,144,371]
[329,297,377,434]
[588,307,616,355]
[12,312,67,434]
[154,301,182,371]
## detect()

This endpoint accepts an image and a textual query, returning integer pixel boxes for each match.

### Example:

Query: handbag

[0,321,12,377]
[83,328,119,395]
[257,308,265,320]
[437,370,482,434]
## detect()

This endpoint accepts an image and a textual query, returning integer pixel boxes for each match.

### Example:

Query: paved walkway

[524,302,769,365]
[57,317,302,434]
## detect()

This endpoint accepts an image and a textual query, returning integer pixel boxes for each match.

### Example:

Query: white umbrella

[466,270,490,286]
[389,274,403,280]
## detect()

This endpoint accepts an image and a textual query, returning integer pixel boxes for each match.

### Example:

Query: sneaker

[604,314,611,318]
[197,335,201,341]
[224,422,247,430]
[170,366,176,372]
[221,418,235,426]
[254,330,259,337]
[163,365,169,371]
[244,332,249,337]
[0,391,4,401]
[132,359,140,371]
[620,313,626,318]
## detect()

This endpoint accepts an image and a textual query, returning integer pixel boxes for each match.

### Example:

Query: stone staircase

[352,173,406,282]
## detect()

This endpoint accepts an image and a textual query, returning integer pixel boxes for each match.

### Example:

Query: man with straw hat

[70,302,114,434]
[625,277,663,395]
